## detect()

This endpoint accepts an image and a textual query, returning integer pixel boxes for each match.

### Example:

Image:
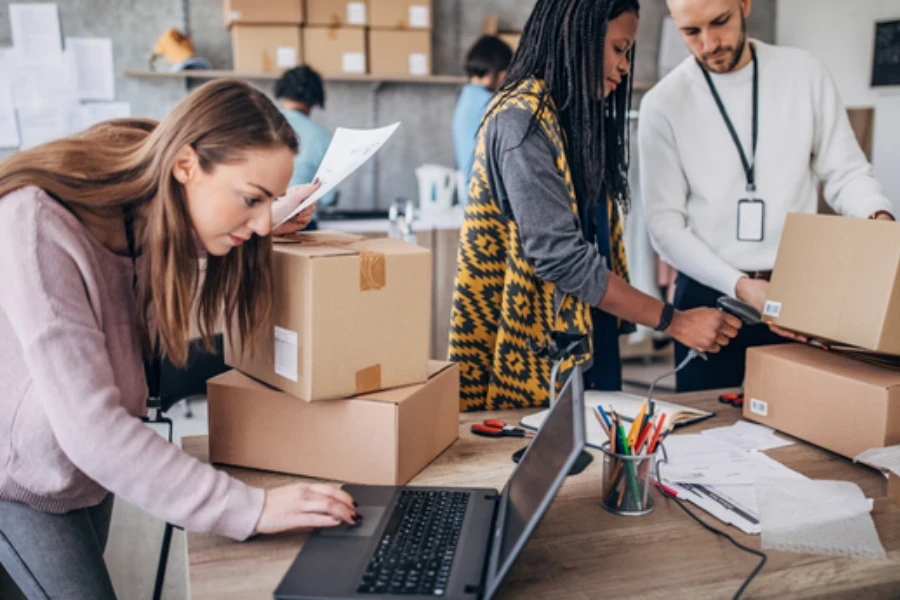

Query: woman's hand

[271,180,322,236]
[667,308,742,353]
[254,483,359,535]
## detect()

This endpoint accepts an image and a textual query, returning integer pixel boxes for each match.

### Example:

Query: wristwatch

[655,302,675,332]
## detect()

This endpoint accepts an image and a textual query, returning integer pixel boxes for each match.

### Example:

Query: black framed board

[872,20,900,87]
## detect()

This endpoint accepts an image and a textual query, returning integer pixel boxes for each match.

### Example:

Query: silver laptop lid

[483,365,586,599]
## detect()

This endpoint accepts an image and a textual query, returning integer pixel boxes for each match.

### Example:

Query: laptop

[274,365,586,600]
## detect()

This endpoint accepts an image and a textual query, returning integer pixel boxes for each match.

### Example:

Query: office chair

[141,335,229,600]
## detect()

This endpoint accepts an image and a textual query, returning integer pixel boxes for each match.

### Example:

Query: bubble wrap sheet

[755,478,887,560]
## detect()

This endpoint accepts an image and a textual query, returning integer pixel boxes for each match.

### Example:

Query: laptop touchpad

[318,506,385,537]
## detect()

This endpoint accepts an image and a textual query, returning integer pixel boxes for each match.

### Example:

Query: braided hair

[493,0,639,215]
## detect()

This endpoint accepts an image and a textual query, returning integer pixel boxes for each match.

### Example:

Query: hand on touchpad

[319,506,385,537]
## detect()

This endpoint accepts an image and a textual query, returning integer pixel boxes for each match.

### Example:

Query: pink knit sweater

[0,187,264,540]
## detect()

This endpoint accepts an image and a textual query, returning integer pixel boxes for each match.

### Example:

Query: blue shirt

[452,83,494,185]
[281,109,336,209]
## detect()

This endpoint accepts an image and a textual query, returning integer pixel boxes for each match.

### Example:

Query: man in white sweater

[640,0,895,392]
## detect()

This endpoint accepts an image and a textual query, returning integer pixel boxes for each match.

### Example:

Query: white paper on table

[658,16,691,78]
[667,481,761,535]
[273,122,401,226]
[17,106,69,148]
[856,446,900,476]
[661,434,803,486]
[78,101,130,130]
[0,86,20,148]
[9,3,63,63]
[65,37,115,101]
[702,420,795,453]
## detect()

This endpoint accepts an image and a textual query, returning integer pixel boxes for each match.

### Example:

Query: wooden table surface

[183,390,900,599]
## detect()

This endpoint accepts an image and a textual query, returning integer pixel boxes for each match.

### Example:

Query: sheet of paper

[65,37,115,100]
[657,16,691,78]
[756,478,886,559]
[77,102,130,130]
[9,3,63,63]
[856,446,900,476]
[702,420,794,452]
[17,106,69,148]
[10,54,78,110]
[273,122,401,226]
[669,482,761,535]
[0,86,20,148]
[660,434,803,486]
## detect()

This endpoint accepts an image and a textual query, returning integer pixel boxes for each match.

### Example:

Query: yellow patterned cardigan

[449,77,629,412]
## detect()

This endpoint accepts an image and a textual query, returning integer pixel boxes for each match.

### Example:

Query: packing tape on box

[274,235,386,292]
[355,364,382,394]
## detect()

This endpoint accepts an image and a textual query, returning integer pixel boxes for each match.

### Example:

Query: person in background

[0,80,354,599]
[275,65,336,229]
[639,0,896,392]
[449,0,741,412]
[452,36,513,187]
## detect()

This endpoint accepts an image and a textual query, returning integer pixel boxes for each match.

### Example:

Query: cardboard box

[302,27,368,75]
[368,30,431,77]
[499,33,522,52]
[744,343,900,459]
[225,231,431,401]
[763,213,900,356]
[224,0,303,26]
[231,25,302,73]
[207,362,459,484]
[306,0,368,27]
[369,0,431,29]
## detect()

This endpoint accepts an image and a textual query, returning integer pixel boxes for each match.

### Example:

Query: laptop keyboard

[357,490,470,596]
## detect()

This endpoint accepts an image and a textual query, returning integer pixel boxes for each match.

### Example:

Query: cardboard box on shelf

[303,27,368,75]
[225,231,431,401]
[231,25,302,73]
[499,32,521,52]
[483,14,522,52]
[368,30,431,77]
[207,362,459,485]
[743,343,900,459]
[306,0,368,27]
[369,0,431,29]
[763,213,900,356]
[224,0,303,26]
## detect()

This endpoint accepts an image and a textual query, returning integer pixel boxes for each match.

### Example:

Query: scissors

[718,393,744,408]
[471,419,534,438]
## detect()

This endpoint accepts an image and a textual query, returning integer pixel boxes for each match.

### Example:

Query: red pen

[654,481,679,497]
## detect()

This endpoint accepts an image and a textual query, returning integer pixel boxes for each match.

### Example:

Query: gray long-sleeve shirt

[484,104,610,306]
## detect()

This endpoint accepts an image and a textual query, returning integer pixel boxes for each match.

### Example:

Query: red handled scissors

[471,419,534,438]
[718,393,744,408]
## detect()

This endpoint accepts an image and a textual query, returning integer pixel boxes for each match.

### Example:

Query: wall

[0,0,776,210]
[776,0,900,215]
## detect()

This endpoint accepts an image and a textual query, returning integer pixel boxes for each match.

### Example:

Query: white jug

[415,164,457,214]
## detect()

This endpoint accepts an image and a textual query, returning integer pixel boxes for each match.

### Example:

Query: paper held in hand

[272,122,401,227]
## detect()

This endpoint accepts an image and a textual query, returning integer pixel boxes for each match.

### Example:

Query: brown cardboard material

[743,343,900,459]
[306,0,368,27]
[225,231,431,401]
[368,30,431,77]
[482,14,521,52]
[369,0,431,29]
[302,27,368,75]
[890,473,900,507]
[231,25,302,73]
[207,362,459,485]
[224,0,303,26]
[763,213,900,356]
[499,33,521,52]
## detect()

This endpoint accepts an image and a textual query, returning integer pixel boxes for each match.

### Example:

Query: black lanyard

[699,45,759,194]
[124,207,161,399]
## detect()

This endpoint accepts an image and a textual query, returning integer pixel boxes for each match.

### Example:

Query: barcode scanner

[716,296,762,326]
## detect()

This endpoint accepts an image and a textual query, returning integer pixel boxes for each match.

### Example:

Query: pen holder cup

[599,442,659,516]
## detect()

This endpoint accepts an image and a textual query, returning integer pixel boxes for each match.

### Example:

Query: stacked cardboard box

[368,0,432,77]
[303,0,369,75]
[226,0,304,73]
[210,231,459,485]
[743,213,900,459]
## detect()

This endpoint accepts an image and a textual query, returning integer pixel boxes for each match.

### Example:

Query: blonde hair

[0,79,299,365]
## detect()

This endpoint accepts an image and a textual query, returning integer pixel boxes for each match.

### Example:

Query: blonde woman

[0,80,357,599]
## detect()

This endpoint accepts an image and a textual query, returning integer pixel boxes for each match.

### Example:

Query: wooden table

[184,390,900,599]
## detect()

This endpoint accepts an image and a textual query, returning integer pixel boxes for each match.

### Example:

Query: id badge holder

[737,198,765,242]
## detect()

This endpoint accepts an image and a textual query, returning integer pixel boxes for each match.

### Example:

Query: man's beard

[699,13,748,73]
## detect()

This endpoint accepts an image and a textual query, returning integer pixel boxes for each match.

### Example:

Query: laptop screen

[484,366,585,598]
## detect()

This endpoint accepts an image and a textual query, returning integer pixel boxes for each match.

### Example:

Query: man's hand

[735,276,768,313]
